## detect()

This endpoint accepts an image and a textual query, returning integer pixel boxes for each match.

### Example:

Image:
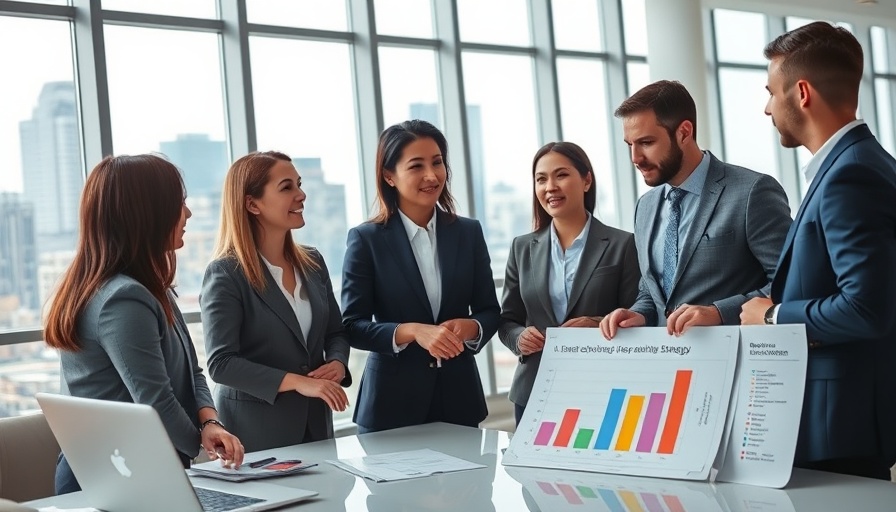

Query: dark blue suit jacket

[341,210,500,432]
[772,124,896,465]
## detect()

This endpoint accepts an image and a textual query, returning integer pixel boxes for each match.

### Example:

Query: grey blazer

[630,152,792,326]
[61,274,214,460]
[498,219,640,406]
[200,249,351,452]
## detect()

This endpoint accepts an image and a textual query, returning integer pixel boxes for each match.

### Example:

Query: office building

[0,193,38,312]
[159,133,228,197]
[292,157,347,284]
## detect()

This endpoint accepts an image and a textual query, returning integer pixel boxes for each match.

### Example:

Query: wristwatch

[763,305,776,325]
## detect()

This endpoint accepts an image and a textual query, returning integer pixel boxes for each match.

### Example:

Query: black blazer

[341,210,500,432]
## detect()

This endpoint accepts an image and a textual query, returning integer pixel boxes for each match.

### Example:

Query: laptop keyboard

[194,486,265,512]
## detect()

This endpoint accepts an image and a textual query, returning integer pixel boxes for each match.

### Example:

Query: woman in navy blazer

[201,151,350,452]
[43,155,243,494]
[342,120,500,433]
[499,142,640,425]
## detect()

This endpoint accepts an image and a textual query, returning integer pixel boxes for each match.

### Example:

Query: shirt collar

[549,214,592,248]
[259,254,284,279]
[664,151,710,199]
[803,119,865,186]
[397,207,438,239]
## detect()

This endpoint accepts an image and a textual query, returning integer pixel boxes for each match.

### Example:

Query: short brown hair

[614,80,697,140]
[763,21,863,109]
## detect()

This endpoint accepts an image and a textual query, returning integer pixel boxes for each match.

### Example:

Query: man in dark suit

[741,22,896,480]
[601,81,792,339]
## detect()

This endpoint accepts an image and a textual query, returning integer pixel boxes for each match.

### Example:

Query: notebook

[36,393,317,512]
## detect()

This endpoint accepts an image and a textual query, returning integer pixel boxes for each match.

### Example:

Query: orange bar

[619,490,645,512]
[614,395,645,451]
[657,370,693,454]
[552,408,581,447]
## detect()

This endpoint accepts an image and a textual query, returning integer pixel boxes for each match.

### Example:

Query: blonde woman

[200,151,350,452]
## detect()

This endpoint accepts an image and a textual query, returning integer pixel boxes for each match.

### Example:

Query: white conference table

[28,422,896,511]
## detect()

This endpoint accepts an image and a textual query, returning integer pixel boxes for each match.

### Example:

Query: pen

[248,456,276,468]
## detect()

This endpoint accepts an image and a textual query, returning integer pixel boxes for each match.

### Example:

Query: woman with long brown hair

[200,151,350,452]
[44,154,243,494]
[341,120,500,433]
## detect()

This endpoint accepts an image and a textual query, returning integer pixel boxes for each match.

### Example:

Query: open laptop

[36,393,317,512]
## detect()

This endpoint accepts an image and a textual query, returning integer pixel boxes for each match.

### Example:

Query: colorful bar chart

[532,370,693,454]
[535,481,690,511]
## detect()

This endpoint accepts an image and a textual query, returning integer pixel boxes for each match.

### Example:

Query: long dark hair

[44,154,184,351]
[532,141,596,231]
[370,119,457,224]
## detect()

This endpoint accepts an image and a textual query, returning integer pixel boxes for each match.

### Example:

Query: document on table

[187,458,318,482]
[326,448,486,482]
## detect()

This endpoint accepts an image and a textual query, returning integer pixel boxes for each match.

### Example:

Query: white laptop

[36,393,317,512]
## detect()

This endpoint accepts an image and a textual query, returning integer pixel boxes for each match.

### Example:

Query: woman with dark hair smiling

[341,119,500,433]
[499,142,640,425]
[44,154,243,494]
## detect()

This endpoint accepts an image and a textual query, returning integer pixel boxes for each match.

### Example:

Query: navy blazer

[341,210,500,432]
[772,124,896,465]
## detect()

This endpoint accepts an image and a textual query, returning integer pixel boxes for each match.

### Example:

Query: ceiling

[705,0,896,25]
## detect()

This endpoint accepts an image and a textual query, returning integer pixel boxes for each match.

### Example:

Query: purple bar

[534,421,557,446]
[641,492,664,512]
[636,393,667,452]
[537,481,559,495]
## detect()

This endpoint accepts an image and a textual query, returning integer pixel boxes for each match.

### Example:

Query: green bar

[577,486,597,499]
[573,428,595,449]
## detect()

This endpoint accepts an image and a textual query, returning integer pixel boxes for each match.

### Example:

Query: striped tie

[662,187,686,299]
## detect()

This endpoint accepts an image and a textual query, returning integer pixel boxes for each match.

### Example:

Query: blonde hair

[214,151,319,291]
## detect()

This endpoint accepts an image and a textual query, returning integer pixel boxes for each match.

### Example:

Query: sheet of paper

[187,458,317,482]
[326,448,486,482]
[502,326,739,481]
[715,325,808,488]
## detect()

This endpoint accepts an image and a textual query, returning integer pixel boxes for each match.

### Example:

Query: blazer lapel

[253,264,308,350]
[565,220,609,319]
[530,228,557,324]
[636,190,664,301]
[673,155,724,294]
[436,211,458,322]
[382,216,431,311]
[301,266,325,352]
[772,124,873,297]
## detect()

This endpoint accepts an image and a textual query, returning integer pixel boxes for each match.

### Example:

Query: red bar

[662,494,686,512]
[556,483,584,505]
[552,409,581,447]
[657,370,693,454]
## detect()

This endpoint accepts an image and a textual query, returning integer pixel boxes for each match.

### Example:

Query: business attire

[200,249,351,452]
[499,217,640,420]
[630,152,791,325]
[771,122,896,479]
[56,275,213,493]
[341,209,500,433]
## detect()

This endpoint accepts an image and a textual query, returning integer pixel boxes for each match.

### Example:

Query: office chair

[0,413,60,502]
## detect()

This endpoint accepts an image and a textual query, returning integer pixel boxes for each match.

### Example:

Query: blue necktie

[662,187,686,299]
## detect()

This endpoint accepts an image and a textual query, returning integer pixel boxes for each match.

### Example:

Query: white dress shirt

[260,254,312,341]
[548,215,592,323]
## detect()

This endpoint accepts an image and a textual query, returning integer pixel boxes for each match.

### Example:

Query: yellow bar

[618,490,645,512]
[614,395,645,451]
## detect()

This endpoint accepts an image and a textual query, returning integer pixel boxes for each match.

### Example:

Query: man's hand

[560,316,602,328]
[517,327,545,356]
[666,304,722,336]
[741,297,773,325]
[599,309,646,340]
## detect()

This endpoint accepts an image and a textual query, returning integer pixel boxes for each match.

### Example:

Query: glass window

[0,340,60,417]
[621,0,647,57]
[0,17,79,332]
[718,68,779,181]
[875,79,896,156]
[556,58,617,227]
[713,9,767,65]
[373,0,433,39]
[627,61,650,95]
[245,0,348,31]
[104,26,227,308]
[871,26,889,74]
[379,47,440,127]
[462,52,539,280]
[250,37,364,422]
[552,0,602,52]
[102,0,217,18]
[457,0,530,46]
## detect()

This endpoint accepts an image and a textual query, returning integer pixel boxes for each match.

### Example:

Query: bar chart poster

[503,327,739,480]
[506,467,725,512]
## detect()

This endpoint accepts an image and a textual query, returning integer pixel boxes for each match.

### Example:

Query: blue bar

[595,388,627,450]
[597,489,626,512]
